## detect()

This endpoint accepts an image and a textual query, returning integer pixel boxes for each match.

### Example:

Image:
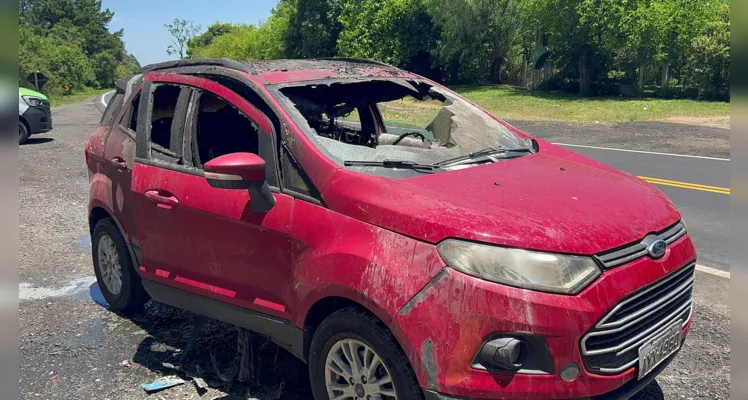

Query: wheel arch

[89,206,112,233]
[88,204,140,268]
[18,116,30,132]
[300,291,415,368]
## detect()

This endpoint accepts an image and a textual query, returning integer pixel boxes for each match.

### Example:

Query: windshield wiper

[434,147,534,167]
[344,159,442,173]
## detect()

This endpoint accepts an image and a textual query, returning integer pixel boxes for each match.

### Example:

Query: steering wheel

[392,131,426,145]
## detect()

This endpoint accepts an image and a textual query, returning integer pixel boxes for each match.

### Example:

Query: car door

[102,88,140,246]
[131,73,294,318]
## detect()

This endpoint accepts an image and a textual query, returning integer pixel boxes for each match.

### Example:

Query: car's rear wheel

[309,307,424,400]
[19,121,29,145]
[92,218,148,313]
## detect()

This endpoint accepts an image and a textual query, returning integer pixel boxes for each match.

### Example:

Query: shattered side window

[277,79,530,176]
[100,93,124,126]
[119,93,140,134]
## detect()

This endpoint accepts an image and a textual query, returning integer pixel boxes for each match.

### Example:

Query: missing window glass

[150,85,181,150]
[278,79,529,172]
[193,91,260,168]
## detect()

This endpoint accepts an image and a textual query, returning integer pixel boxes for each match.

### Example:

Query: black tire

[19,121,29,145]
[309,307,425,400]
[92,218,149,313]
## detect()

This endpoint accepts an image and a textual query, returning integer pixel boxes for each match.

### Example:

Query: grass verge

[454,85,730,124]
[49,87,112,108]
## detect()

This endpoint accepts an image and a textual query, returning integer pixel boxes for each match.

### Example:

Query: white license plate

[637,320,682,380]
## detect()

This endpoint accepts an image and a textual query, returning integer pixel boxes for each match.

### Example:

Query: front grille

[595,221,686,269]
[580,263,694,374]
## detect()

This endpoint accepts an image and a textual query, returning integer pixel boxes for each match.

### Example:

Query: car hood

[19,87,48,100]
[321,142,681,255]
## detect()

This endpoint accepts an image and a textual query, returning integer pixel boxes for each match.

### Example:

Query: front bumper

[21,104,53,134]
[424,346,682,400]
[395,234,695,400]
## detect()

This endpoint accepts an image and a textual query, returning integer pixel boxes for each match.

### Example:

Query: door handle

[111,157,128,169]
[144,190,179,209]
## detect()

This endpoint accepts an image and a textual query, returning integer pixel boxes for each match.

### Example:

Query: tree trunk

[490,44,503,84]
[579,50,590,96]
[661,61,670,89]
[523,59,528,88]
[638,61,646,96]
[449,58,460,84]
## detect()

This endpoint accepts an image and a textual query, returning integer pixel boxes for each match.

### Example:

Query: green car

[18,87,52,144]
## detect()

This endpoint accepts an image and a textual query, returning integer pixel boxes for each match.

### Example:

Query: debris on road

[192,376,209,390]
[141,375,186,393]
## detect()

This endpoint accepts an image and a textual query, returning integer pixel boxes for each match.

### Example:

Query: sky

[101,0,278,66]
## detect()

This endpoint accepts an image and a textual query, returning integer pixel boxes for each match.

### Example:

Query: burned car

[86,58,695,400]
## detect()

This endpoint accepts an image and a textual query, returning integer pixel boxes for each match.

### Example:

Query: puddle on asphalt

[77,282,109,307]
[19,277,109,308]
[76,234,92,252]
[63,315,104,347]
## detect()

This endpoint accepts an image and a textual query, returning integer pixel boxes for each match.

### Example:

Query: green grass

[49,87,112,108]
[453,85,730,124]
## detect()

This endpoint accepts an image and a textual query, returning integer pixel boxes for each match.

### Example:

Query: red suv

[86,58,695,400]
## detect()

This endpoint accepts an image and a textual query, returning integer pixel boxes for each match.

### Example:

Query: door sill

[141,279,305,361]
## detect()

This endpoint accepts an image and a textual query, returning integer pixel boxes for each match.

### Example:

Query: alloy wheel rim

[97,234,122,295]
[325,338,397,400]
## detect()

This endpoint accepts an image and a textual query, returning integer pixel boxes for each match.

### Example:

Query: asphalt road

[554,145,729,272]
[17,96,730,399]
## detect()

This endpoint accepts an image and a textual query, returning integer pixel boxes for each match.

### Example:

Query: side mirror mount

[204,153,276,212]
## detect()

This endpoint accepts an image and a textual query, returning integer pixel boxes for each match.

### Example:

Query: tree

[164,19,201,59]
[18,0,139,93]
[424,0,527,84]
[337,0,439,78]
[189,14,287,61]
[681,1,729,100]
[527,0,623,95]
[282,0,343,58]
[187,22,234,58]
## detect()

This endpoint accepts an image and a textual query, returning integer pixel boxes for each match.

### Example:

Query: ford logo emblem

[647,239,667,259]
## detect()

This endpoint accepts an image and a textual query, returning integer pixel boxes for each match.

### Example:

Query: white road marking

[100,90,115,108]
[19,276,97,301]
[554,143,730,162]
[696,264,730,279]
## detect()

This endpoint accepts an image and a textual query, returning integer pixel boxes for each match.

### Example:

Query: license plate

[638,320,682,380]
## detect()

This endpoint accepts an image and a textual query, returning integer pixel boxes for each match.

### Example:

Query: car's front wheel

[309,307,424,400]
[92,218,149,313]
[19,121,29,145]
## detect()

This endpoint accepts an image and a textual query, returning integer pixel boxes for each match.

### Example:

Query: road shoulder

[508,120,730,159]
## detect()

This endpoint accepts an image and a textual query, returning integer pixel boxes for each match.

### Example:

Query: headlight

[437,239,601,294]
[22,96,44,107]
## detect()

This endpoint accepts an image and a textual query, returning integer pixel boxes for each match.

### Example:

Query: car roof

[134,58,418,85]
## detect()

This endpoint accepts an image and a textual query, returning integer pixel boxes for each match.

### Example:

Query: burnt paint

[422,339,439,390]
[87,61,698,399]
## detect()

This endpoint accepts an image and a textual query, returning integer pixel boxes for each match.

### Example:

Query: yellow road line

[638,176,730,195]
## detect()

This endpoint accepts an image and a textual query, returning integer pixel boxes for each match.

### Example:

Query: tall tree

[18,0,138,91]
[527,0,622,95]
[187,22,234,58]
[282,0,343,58]
[337,0,439,78]
[164,19,201,59]
[424,0,527,84]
